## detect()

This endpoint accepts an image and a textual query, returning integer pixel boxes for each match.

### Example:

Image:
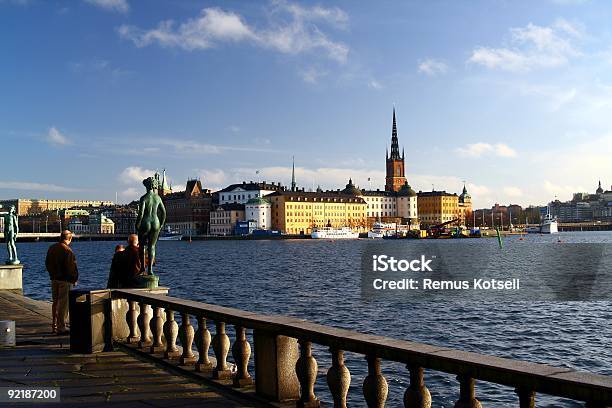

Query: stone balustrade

[112,289,612,407]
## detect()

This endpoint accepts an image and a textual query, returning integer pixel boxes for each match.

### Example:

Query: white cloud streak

[456,142,517,158]
[117,2,349,63]
[119,166,156,184]
[84,0,129,13]
[0,181,82,192]
[47,127,70,145]
[468,19,582,72]
[417,58,448,76]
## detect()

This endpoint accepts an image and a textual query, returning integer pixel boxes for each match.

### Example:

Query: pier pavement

[0,290,262,407]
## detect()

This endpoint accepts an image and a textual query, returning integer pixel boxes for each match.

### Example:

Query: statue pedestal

[0,264,23,294]
[135,275,159,289]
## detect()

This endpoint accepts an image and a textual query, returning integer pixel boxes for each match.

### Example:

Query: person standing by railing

[45,230,78,334]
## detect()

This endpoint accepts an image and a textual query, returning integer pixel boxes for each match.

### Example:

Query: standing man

[45,230,78,334]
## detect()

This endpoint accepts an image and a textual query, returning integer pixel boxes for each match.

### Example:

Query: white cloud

[367,79,383,89]
[118,2,349,63]
[417,58,448,76]
[468,19,582,72]
[503,186,523,197]
[300,67,327,83]
[0,181,81,192]
[84,0,129,13]
[119,166,156,184]
[227,125,240,133]
[456,142,517,158]
[47,127,70,145]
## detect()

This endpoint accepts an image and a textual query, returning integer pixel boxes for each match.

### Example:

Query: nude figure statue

[2,205,19,265]
[136,176,166,276]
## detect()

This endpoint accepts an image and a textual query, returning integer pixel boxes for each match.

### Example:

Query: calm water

[17,232,612,407]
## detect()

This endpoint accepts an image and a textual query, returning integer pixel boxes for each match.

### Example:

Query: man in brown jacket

[45,230,78,334]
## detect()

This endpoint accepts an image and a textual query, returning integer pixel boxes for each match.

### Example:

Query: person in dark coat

[45,230,78,334]
[106,245,125,289]
[120,234,142,288]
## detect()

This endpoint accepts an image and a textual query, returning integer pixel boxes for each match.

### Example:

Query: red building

[385,108,407,192]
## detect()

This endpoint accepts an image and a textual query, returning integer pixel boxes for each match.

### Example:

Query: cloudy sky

[1,0,611,208]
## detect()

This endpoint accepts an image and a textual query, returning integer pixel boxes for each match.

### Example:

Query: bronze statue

[136,175,166,275]
[2,205,20,265]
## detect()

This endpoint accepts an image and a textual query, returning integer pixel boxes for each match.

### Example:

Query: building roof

[341,178,362,196]
[214,203,245,211]
[267,190,367,204]
[245,197,270,205]
[397,182,417,197]
[417,190,458,198]
[218,181,285,193]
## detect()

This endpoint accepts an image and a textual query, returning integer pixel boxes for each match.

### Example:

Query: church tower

[385,108,407,192]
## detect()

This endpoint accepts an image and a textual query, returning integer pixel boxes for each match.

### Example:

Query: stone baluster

[195,316,213,372]
[163,309,180,359]
[515,388,535,408]
[149,306,165,353]
[232,325,253,387]
[126,300,139,344]
[454,375,482,408]
[212,321,232,379]
[137,302,151,348]
[326,348,350,408]
[296,340,320,408]
[363,355,388,408]
[178,313,196,365]
[404,364,431,408]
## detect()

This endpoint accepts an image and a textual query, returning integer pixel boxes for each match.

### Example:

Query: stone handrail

[111,289,612,407]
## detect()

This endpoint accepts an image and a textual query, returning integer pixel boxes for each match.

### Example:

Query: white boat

[367,222,396,238]
[311,227,359,239]
[540,213,558,234]
[159,226,183,241]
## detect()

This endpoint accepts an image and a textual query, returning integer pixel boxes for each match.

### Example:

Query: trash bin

[0,320,16,346]
[69,289,111,354]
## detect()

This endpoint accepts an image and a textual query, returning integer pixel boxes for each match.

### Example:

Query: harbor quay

[1,275,611,406]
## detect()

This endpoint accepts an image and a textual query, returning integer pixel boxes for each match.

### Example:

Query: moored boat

[311,227,359,239]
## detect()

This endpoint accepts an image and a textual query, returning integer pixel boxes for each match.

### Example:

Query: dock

[0,290,260,407]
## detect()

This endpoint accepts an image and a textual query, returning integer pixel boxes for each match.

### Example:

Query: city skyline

[2,0,612,208]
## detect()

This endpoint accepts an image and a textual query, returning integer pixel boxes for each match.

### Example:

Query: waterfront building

[353,181,418,228]
[385,108,407,192]
[218,181,285,205]
[209,203,245,236]
[89,213,115,234]
[162,179,213,235]
[267,189,367,234]
[67,215,89,234]
[245,197,272,230]
[546,180,612,223]
[0,199,114,216]
[101,205,138,235]
[457,184,473,226]
[417,190,460,227]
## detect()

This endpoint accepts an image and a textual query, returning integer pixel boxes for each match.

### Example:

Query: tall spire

[390,107,400,159]
[291,156,296,192]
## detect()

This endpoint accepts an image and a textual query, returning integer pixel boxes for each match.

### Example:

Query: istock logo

[372,255,434,272]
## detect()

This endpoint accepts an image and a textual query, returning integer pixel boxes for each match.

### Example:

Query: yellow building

[267,191,367,234]
[417,191,461,227]
[0,199,113,216]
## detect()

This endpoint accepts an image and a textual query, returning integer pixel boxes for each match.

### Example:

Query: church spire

[390,107,400,159]
[291,156,296,192]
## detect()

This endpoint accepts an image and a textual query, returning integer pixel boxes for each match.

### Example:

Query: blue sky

[1,0,611,208]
